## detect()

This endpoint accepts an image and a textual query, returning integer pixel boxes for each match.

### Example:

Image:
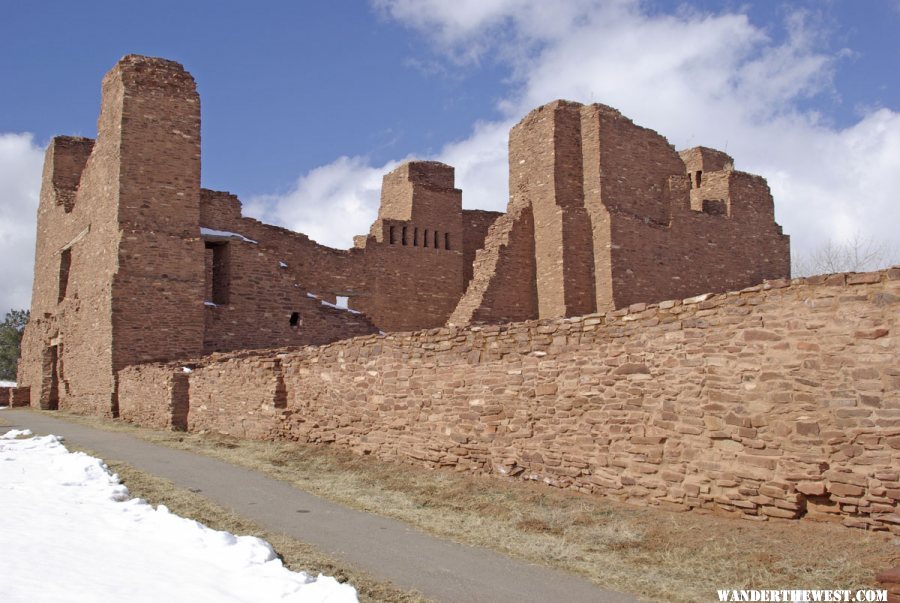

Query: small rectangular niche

[58,248,72,303]
[702,199,727,216]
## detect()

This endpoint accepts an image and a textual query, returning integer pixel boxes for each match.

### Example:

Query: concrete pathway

[2,409,635,603]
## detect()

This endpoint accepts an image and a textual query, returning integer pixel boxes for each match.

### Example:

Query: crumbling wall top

[400,160,456,190]
[679,146,734,173]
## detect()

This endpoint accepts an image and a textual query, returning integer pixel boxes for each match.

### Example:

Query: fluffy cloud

[244,156,402,249]
[0,133,44,318]
[267,0,897,267]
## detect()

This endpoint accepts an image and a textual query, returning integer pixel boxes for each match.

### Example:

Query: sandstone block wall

[18,97,124,415]
[197,162,495,342]
[17,55,792,428]
[0,387,11,407]
[119,269,900,532]
[111,55,207,371]
[357,162,467,331]
[450,100,790,326]
[448,204,538,326]
[118,364,189,430]
[10,387,31,408]
[461,209,503,286]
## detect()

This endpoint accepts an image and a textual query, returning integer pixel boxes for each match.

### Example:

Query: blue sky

[1,0,899,318]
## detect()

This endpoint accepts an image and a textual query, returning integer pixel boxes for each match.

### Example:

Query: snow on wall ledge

[118,268,900,532]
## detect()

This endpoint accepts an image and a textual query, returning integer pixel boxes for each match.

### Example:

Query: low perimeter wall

[6,386,31,407]
[119,269,900,532]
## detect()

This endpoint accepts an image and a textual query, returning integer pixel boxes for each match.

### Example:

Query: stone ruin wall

[16,56,500,416]
[17,84,124,416]
[449,101,790,326]
[197,189,378,354]
[2,387,31,408]
[16,55,795,419]
[118,268,900,532]
[196,162,502,343]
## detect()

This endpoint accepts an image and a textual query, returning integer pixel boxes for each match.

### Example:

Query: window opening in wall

[336,296,349,309]
[413,227,418,246]
[58,248,72,303]
[389,225,396,244]
[289,312,300,327]
[696,170,702,187]
[402,226,407,246]
[205,242,230,305]
[444,233,450,250]
[434,231,439,249]
[423,229,429,248]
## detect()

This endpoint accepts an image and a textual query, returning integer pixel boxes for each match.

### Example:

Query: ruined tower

[448,100,790,326]
[353,161,467,331]
[18,56,207,415]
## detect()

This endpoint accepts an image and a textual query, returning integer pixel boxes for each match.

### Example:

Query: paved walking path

[2,409,634,603]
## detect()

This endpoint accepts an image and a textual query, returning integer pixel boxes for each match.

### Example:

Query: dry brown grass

[73,449,430,603]
[41,410,900,602]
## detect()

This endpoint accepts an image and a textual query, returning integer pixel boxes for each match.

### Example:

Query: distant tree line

[0,309,29,381]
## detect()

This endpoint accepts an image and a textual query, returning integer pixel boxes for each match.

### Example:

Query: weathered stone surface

[111,268,899,533]
[450,103,790,325]
[15,54,897,535]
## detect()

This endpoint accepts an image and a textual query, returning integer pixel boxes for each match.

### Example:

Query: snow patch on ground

[0,380,16,387]
[0,429,358,602]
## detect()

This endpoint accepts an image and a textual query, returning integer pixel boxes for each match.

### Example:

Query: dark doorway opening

[44,345,60,410]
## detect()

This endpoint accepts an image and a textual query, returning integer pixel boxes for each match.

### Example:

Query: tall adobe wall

[195,160,494,337]
[356,162,468,331]
[17,56,790,416]
[17,55,380,415]
[119,269,900,532]
[449,100,790,326]
[111,55,207,369]
[197,189,377,353]
[19,56,208,416]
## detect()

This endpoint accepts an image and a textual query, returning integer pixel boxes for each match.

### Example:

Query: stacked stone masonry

[17,55,791,418]
[449,101,790,325]
[118,269,899,532]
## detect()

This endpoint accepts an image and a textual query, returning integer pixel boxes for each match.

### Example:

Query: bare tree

[792,234,898,277]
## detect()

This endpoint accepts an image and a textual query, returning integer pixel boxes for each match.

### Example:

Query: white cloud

[0,133,44,318]
[340,0,899,265]
[244,156,401,249]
